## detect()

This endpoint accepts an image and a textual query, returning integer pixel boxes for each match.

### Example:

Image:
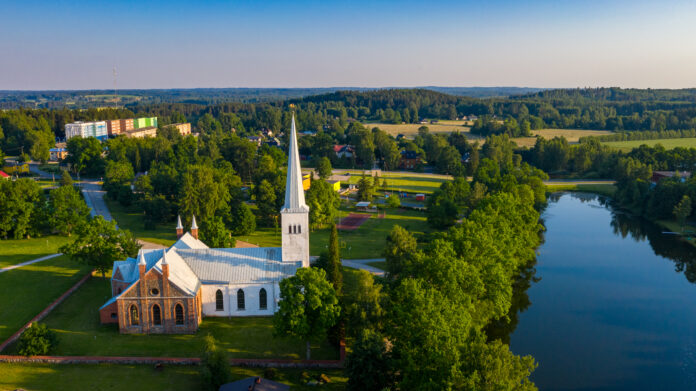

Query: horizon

[3,0,696,90]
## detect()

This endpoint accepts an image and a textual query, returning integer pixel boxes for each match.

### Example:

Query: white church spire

[282,115,307,211]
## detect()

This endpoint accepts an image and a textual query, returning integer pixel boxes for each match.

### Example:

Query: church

[99,116,310,334]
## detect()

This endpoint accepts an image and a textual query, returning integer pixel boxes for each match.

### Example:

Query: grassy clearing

[339,172,449,194]
[545,183,617,197]
[364,122,477,139]
[239,205,432,259]
[0,255,92,342]
[11,276,336,360]
[0,363,347,391]
[602,138,696,152]
[512,128,613,148]
[0,235,73,268]
[105,198,177,246]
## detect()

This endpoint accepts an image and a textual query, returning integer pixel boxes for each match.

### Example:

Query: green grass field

[343,175,447,194]
[0,236,73,268]
[238,205,432,259]
[545,183,617,197]
[602,137,696,152]
[0,255,92,343]
[105,198,177,246]
[7,276,337,360]
[0,363,347,391]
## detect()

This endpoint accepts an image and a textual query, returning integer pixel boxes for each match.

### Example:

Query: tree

[386,193,401,208]
[199,215,235,248]
[325,223,342,294]
[18,323,57,356]
[673,195,692,231]
[316,156,333,180]
[104,160,135,202]
[59,169,73,187]
[384,225,420,280]
[255,179,278,226]
[273,267,341,359]
[60,216,140,277]
[49,185,90,236]
[345,330,394,391]
[356,173,375,202]
[306,179,340,229]
[141,194,171,229]
[343,269,384,337]
[178,165,232,224]
[200,335,230,391]
[230,202,256,235]
[0,178,42,239]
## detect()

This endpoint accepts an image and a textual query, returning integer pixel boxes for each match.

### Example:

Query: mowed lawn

[0,363,347,391]
[239,205,432,259]
[0,255,92,342]
[0,235,73,268]
[339,172,449,194]
[9,276,337,360]
[602,137,696,152]
[105,198,177,246]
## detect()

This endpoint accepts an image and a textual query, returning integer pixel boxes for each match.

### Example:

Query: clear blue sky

[2,0,696,90]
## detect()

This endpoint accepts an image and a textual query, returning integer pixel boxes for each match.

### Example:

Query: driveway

[341,258,386,276]
[80,181,114,222]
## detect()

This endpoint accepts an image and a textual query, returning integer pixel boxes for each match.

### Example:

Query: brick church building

[99,116,310,334]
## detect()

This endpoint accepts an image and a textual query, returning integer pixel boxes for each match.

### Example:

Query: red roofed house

[0,170,10,179]
[333,145,355,159]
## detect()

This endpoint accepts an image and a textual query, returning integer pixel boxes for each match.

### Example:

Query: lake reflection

[509,193,696,391]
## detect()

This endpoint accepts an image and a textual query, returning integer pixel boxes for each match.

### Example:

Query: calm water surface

[510,193,696,391]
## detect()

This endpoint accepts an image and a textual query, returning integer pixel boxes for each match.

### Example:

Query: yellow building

[302,174,311,191]
[3,163,29,174]
[327,180,341,192]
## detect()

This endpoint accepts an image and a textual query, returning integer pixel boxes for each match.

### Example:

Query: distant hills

[0,87,546,109]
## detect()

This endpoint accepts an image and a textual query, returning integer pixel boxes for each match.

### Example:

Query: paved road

[0,253,63,274]
[80,181,114,222]
[28,162,55,178]
[341,258,385,276]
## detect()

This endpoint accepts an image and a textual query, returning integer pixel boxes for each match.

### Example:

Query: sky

[2,0,696,90]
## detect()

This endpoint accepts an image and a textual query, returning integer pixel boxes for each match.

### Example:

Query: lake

[510,193,696,391]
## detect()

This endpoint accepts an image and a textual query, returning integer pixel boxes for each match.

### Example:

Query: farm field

[341,174,447,194]
[238,204,433,259]
[9,276,337,360]
[0,235,73,268]
[0,255,92,342]
[0,363,347,391]
[364,122,477,138]
[512,128,613,148]
[602,137,696,152]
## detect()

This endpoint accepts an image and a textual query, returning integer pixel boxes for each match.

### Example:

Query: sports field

[601,138,696,152]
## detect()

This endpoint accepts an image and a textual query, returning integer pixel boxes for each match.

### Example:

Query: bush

[18,323,57,356]
[201,335,229,391]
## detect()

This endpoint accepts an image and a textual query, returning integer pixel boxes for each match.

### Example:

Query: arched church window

[259,288,267,310]
[289,225,292,234]
[298,225,301,234]
[237,289,245,310]
[152,304,161,325]
[215,289,224,311]
[130,305,139,326]
[175,304,184,325]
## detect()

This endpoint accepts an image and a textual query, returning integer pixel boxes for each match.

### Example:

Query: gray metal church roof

[176,247,300,284]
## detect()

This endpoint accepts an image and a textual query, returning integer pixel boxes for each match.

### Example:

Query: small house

[49,148,68,161]
[399,150,421,170]
[651,171,692,184]
[0,170,9,180]
[415,194,426,202]
[333,145,355,159]
[302,173,311,191]
[2,163,29,175]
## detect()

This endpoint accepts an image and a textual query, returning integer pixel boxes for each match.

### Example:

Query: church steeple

[281,114,310,267]
[282,115,308,212]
